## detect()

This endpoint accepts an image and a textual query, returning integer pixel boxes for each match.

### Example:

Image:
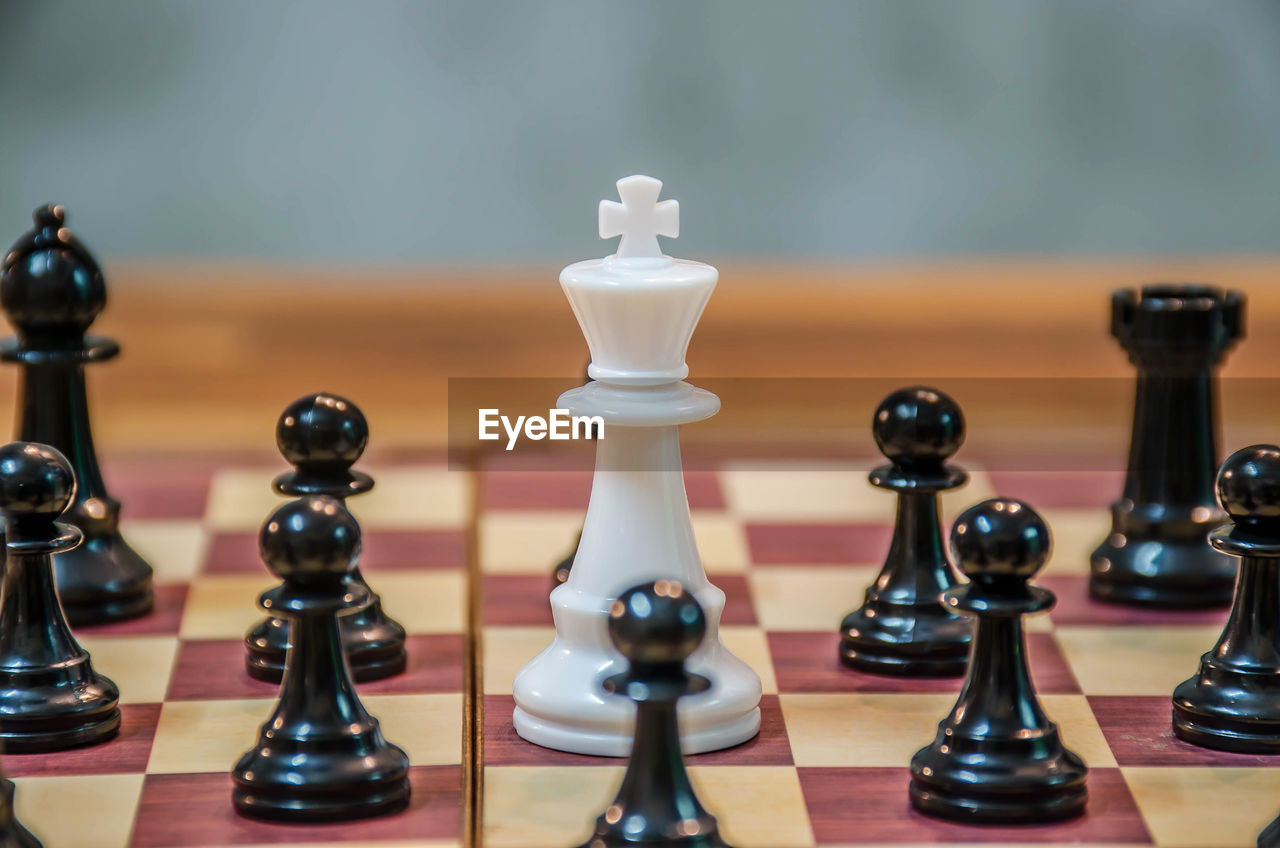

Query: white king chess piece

[512,175,762,756]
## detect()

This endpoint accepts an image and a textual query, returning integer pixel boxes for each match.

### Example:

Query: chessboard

[11,447,1280,848]
[476,453,1280,848]
[7,451,473,848]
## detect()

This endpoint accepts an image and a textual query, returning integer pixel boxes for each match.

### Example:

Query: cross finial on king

[599,175,679,260]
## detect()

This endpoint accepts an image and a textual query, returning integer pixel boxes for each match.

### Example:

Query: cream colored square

[780,692,1112,768]
[721,626,778,695]
[1054,626,1221,695]
[206,466,470,530]
[179,575,274,639]
[479,510,582,574]
[780,693,955,767]
[483,765,621,848]
[692,511,750,574]
[76,635,180,704]
[362,693,463,765]
[1123,766,1280,848]
[484,626,556,695]
[14,773,143,848]
[1039,508,1108,578]
[687,766,815,848]
[375,571,466,634]
[750,565,880,632]
[148,698,273,773]
[722,462,882,521]
[121,519,207,582]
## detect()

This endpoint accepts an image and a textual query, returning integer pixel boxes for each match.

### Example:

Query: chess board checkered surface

[477,456,1280,848]
[9,453,472,848]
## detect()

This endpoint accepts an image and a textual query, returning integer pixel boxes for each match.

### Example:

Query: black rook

[0,205,154,624]
[1091,285,1243,608]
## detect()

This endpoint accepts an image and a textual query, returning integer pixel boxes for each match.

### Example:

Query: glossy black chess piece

[1260,811,1280,848]
[554,362,593,587]
[0,778,40,848]
[578,580,732,848]
[1091,285,1244,608]
[1172,445,1280,752]
[245,392,407,683]
[910,498,1087,824]
[0,205,154,625]
[839,387,970,676]
[232,495,411,822]
[0,441,120,752]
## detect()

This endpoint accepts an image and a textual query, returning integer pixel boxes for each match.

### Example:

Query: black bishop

[910,498,1087,823]
[245,392,406,682]
[839,386,970,676]
[0,205,154,624]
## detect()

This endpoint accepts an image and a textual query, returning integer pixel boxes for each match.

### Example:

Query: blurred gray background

[1,0,1278,262]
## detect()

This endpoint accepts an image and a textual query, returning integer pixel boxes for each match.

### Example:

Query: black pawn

[0,205,154,625]
[0,778,40,848]
[232,496,410,822]
[579,581,732,848]
[1172,445,1280,752]
[245,392,406,683]
[0,441,120,752]
[839,387,970,676]
[910,499,1087,823]
[1091,285,1244,608]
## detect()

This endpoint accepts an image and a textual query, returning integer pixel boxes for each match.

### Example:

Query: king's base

[839,605,971,678]
[54,536,155,626]
[244,603,408,684]
[0,707,121,754]
[908,781,1088,825]
[1090,535,1236,609]
[515,703,760,758]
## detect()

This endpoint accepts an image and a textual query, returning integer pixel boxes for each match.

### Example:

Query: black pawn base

[0,658,120,754]
[54,537,154,626]
[909,739,1087,824]
[231,735,410,823]
[1172,664,1280,754]
[838,607,970,677]
[245,599,407,684]
[1090,508,1235,609]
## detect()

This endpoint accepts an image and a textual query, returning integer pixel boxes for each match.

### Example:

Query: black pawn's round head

[608,580,707,667]
[0,441,76,522]
[0,205,107,339]
[277,392,368,471]
[951,498,1051,585]
[872,386,964,470]
[1217,445,1280,535]
[259,496,361,586]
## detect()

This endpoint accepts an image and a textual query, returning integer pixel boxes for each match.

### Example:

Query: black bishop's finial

[1092,284,1245,608]
[910,498,1088,824]
[839,387,971,677]
[1173,445,1280,753]
[0,441,120,753]
[579,580,732,848]
[0,207,153,625]
[246,392,406,683]
[232,496,410,822]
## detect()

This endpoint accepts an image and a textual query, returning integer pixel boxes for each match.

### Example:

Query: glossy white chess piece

[512,175,762,756]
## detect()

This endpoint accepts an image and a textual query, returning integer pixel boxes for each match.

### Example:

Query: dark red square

[75,583,188,637]
[202,530,466,575]
[481,694,792,766]
[797,766,1151,844]
[983,470,1125,509]
[1090,695,1280,766]
[1043,577,1230,627]
[769,631,1079,694]
[746,523,891,565]
[102,457,220,520]
[5,703,160,777]
[129,766,462,847]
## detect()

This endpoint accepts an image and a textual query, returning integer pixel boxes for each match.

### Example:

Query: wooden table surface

[14,258,1280,459]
